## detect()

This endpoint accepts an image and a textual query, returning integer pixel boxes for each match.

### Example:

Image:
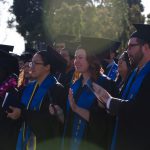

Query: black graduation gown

[56,68,75,99]
[21,82,66,149]
[0,88,22,150]
[109,72,150,150]
[63,75,117,150]
[63,85,107,150]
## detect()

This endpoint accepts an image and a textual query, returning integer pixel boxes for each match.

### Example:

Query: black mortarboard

[79,36,121,59]
[47,46,67,73]
[19,52,33,63]
[0,50,19,76]
[0,44,14,52]
[65,41,80,57]
[130,24,150,42]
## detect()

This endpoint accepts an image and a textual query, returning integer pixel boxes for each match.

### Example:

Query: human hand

[6,106,21,120]
[92,82,112,104]
[49,104,64,123]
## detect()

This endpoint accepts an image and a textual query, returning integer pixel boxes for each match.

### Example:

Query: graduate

[7,46,67,150]
[0,48,21,150]
[92,24,150,150]
[61,37,118,150]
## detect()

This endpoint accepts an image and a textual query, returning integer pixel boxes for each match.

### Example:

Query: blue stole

[111,61,150,150]
[107,61,118,81]
[122,61,150,100]
[65,77,96,150]
[16,75,57,150]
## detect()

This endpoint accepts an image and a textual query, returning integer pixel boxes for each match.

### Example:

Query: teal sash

[122,61,150,100]
[111,61,150,150]
[16,75,57,150]
[64,77,96,150]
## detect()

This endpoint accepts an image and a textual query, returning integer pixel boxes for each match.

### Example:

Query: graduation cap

[19,52,33,63]
[46,46,67,73]
[79,36,121,60]
[130,24,150,42]
[0,50,19,76]
[65,41,80,58]
[0,44,14,53]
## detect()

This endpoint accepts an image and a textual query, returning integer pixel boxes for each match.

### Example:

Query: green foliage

[44,0,130,47]
[9,0,145,50]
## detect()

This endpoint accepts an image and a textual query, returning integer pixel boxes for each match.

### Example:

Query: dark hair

[136,38,150,48]
[36,50,57,74]
[36,49,67,74]
[36,50,50,66]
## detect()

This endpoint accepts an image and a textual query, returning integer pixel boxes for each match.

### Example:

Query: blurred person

[0,50,21,150]
[116,51,133,94]
[101,42,121,81]
[53,35,76,53]
[18,52,34,89]
[57,48,75,91]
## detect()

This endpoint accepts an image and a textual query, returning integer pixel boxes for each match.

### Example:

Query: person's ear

[45,64,51,72]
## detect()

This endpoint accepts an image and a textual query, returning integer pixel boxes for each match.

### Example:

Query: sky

[0,0,150,55]
[0,0,25,55]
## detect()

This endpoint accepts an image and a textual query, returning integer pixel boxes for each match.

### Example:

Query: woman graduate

[0,49,21,150]
[62,37,117,150]
[7,46,67,150]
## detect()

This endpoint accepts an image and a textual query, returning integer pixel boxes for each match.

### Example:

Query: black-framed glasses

[29,61,44,67]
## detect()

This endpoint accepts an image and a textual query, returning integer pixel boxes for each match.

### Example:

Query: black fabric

[109,72,150,150]
[0,88,22,150]
[0,50,19,76]
[0,44,14,52]
[64,82,114,150]
[47,46,67,73]
[21,82,66,145]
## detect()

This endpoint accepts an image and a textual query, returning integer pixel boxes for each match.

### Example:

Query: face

[55,42,65,53]
[118,54,128,76]
[30,54,49,80]
[19,60,24,70]
[74,49,89,73]
[127,37,144,67]
[23,62,33,79]
[60,50,70,65]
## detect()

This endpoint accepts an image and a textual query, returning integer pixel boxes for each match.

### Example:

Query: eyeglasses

[127,43,140,49]
[29,61,44,67]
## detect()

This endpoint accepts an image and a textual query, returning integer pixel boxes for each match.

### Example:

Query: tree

[9,0,146,51]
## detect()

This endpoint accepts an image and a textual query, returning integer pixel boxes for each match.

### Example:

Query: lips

[75,65,81,69]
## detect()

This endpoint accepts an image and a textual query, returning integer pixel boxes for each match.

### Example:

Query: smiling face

[74,49,89,74]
